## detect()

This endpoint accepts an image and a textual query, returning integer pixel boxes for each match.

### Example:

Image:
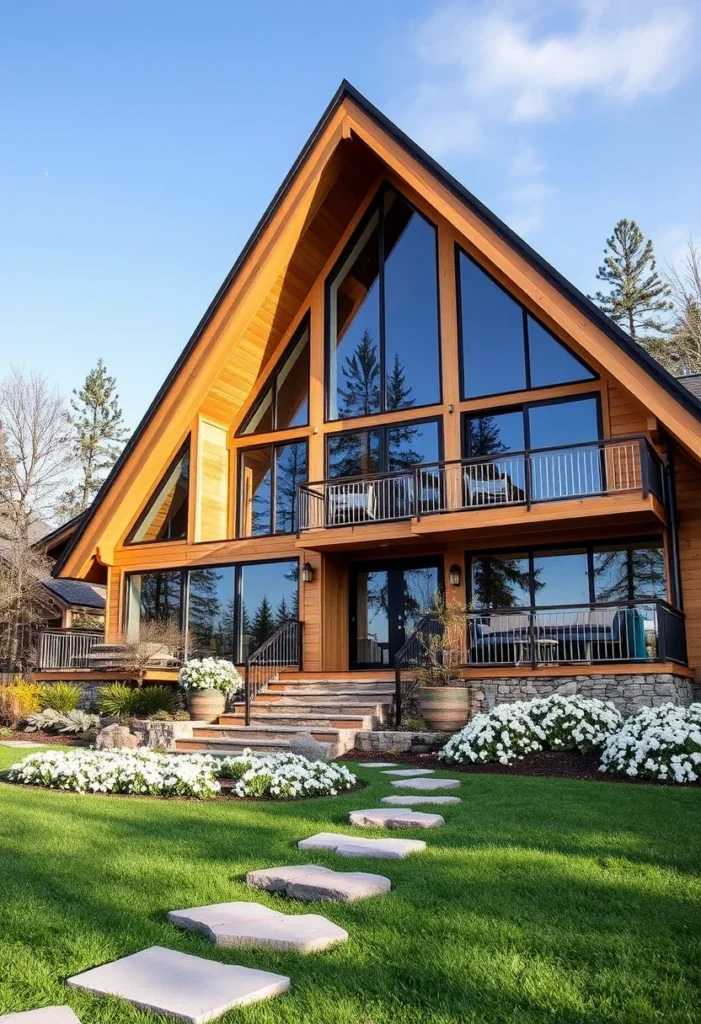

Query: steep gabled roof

[55,80,701,576]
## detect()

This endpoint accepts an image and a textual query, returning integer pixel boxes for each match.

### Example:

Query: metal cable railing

[244,620,302,725]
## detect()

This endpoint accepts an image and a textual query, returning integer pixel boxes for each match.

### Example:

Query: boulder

[289,732,330,761]
[95,724,139,750]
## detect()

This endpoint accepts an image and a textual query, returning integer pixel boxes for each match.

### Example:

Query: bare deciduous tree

[662,240,701,375]
[116,620,186,681]
[0,532,53,670]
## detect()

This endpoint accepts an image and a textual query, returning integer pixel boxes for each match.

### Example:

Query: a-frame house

[48,82,701,745]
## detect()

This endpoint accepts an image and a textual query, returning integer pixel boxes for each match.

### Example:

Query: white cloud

[404,1,696,155]
[502,143,553,236]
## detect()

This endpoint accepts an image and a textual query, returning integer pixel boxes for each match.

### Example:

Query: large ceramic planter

[419,686,469,732]
[187,689,226,724]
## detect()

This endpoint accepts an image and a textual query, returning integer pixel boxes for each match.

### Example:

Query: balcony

[297,436,666,547]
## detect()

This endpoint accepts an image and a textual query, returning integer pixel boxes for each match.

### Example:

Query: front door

[349,558,442,668]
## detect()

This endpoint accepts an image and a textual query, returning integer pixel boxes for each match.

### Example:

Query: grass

[0,744,699,1024]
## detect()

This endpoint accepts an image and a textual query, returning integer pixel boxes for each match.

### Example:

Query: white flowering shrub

[218,750,357,799]
[441,694,622,765]
[600,702,701,783]
[179,658,242,694]
[7,749,221,798]
[440,701,546,765]
[530,695,623,755]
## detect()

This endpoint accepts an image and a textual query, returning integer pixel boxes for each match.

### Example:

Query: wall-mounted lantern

[449,564,462,587]
[302,562,315,584]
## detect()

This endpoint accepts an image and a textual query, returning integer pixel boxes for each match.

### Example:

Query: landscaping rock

[289,732,330,761]
[168,901,347,953]
[354,730,447,754]
[381,795,462,806]
[247,864,391,902]
[391,777,460,791]
[67,945,289,1023]
[298,832,425,859]
[349,808,445,829]
[380,768,435,777]
[0,1010,81,1023]
[95,724,139,750]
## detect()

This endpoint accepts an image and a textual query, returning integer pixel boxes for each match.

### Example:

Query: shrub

[25,709,99,734]
[600,703,701,783]
[8,748,220,798]
[97,683,139,718]
[440,694,622,765]
[217,751,357,798]
[39,682,82,714]
[133,686,176,718]
[0,678,41,728]
[179,658,243,694]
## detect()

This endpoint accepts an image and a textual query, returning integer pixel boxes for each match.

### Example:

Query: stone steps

[218,713,377,730]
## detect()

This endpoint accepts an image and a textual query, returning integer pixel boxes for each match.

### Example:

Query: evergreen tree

[337,329,380,419]
[275,596,292,627]
[59,359,129,520]
[385,352,414,412]
[593,219,672,345]
[249,596,276,651]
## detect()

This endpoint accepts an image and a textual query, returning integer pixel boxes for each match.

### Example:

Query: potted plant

[415,601,469,732]
[179,658,243,723]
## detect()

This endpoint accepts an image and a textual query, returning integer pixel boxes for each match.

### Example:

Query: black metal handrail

[244,620,302,725]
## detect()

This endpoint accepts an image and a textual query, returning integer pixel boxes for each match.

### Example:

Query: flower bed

[6,748,358,800]
[599,702,701,783]
[218,751,358,798]
[441,694,622,766]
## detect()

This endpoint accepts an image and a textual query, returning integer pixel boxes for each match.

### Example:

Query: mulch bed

[342,748,700,787]
[0,730,86,746]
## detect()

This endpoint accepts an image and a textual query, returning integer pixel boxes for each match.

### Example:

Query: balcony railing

[297,436,665,532]
[37,629,104,670]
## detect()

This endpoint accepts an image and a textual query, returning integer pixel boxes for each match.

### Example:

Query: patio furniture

[327,482,377,526]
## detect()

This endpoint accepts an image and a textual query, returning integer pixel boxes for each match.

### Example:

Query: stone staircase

[175,676,394,756]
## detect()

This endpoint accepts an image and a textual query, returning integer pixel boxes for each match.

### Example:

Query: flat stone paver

[380,768,435,777]
[298,831,425,859]
[391,777,461,791]
[361,762,398,768]
[0,1011,81,1024]
[67,946,289,1023]
[381,795,462,806]
[247,864,391,902]
[349,808,445,829]
[168,901,347,953]
[0,741,47,748]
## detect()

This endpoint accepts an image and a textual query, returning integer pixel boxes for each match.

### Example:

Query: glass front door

[350,559,442,668]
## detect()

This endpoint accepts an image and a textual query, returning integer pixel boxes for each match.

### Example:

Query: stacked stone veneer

[466,672,697,719]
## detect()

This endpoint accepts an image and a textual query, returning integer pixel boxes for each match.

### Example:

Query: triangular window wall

[239,317,310,436]
[127,440,190,544]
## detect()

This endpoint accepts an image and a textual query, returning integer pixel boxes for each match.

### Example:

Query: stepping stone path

[361,761,398,768]
[0,1011,81,1023]
[349,808,445,829]
[381,768,435,777]
[0,741,46,748]
[67,946,289,1023]
[169,901,347,953]
[247,864,391,902]
[382,795,462,806]
[299,831,426,859]
[391,777,460,791]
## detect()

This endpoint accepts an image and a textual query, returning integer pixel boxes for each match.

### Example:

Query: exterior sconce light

[302,562,315,584]
[449,564,461,587]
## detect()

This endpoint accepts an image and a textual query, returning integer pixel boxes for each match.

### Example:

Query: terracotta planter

[187,689,226,724]
[419,686,469,732]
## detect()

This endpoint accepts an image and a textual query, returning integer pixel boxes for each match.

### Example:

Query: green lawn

[0,745,699,1024]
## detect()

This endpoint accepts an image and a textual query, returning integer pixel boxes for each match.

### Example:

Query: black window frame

[466,536,667,609]
[237,438,308,538]
[125,437,190,546]
[324,182,443,423]
[456,245,598,402]
[325,415,444,480]
[124,556,301,666]
[463,392,604,458]
[237,312,311,437]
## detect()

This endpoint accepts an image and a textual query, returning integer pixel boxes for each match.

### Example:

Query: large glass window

[127,441,190,544]
[458,249,595,399]
[239,560,299,661]
[327,420,441,478]
[593,542,666,601]
[471,553,531,608]
[527,395,600,450]
[126,571,182,638]
[239,440,307,537]
[187,566,235,660]
[239,319,310,435]
[327,186,440,421]
[533,549,590,606]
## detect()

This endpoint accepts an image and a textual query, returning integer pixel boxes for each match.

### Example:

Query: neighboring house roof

[33,511,88,560]
[678,374,701,401]
[42,578,105,611]
[54,80,701,576]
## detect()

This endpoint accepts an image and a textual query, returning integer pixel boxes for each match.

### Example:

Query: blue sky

[1,0,699,429]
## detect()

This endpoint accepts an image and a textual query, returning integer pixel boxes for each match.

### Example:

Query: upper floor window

[239,317,310,436]
[126,439,189,544]
[457,249,595,399]
[465,394,601,458]
[239,440,308,537]
[327,418,442,478]
[326,186,441,421]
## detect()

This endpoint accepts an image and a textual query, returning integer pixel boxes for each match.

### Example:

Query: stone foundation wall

[466,672,696,719]
[354,730,447,754]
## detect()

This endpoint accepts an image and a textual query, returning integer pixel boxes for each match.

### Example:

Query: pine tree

[593,219,672,345]
[275,596,291,627]
[385,353,414,412]
[249,596,276,651]
[337,329,380,419]
[59,359,129,520]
